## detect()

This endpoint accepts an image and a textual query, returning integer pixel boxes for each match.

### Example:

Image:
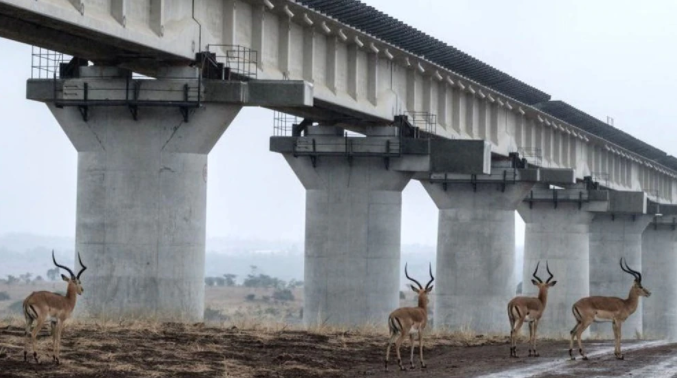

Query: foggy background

[1,0,675,286]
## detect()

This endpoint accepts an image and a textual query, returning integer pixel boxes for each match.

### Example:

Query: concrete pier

[281,127,412,326]
[642,223,677,340]
[518,203,595,337]
[422,182,532,333]
[49,101,240,321]
[589,214,652,338]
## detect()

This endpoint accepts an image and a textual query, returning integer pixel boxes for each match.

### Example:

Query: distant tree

[287,279,303,288]
[223,274,237,287]
[0,291,10,301]
[245,294,256,301]
[6,275,18,286]
[205,277,216,287]
[19,272,33,284]
[46,268,60,281]
[34,276,44,283]
[214,277,226,287]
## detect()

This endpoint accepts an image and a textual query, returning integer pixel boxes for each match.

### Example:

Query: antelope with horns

[507,261,557,358]
[385,263,434,371]
[23,250,87,365]
[569,258,650,361]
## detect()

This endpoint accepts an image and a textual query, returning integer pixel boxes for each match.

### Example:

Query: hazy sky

[1,0,676,246]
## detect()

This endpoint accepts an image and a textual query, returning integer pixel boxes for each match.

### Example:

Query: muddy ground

[1,323,676,377]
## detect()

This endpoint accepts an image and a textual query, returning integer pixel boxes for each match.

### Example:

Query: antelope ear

[531,279,539,286]
[548,281,557,287]
[410,285,419,293]
[425,285,434,293]
[61,274,70,282]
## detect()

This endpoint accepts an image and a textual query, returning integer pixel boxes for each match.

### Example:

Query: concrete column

[518,203,595,337]
[49,103,241,321]
[283,138,412,326]
[642,225,677,340]
[589,214,652,338]
[422,182,532,333]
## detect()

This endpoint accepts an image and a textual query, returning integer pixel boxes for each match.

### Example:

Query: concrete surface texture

[283,152,412,326]
[589,214,652,338]
[642,226,677,340]
[518,203,595,337]
[48,103,241,321]
[422,182,533,333]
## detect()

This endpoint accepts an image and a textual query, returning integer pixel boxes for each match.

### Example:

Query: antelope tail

[570,305,583,334]
[388,316,403,336]
[23,301,38,321]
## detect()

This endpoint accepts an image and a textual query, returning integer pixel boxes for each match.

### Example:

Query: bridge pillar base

[422,182,533,333]
[517,203,595,337]
[282,143,412,327]
[642,224,677,340]
[589,214,652,339]
[48,103,241,322]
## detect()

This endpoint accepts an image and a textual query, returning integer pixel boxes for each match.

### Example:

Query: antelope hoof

[23,351,27,362]
[616,354,624,360]
[53,355,60,365]
[582,356,589,361]
[570,357,576,361]
[409,363,416,370]
[421,362,427,369]
[33,352,39,364]
[533,352,540,357]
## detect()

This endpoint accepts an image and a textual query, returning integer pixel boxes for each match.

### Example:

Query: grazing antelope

[507,261,556,358]
[385,263,434,371]
[23,250,87,365]
[569,258,650,361]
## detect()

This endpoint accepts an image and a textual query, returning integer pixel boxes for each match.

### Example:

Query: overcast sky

[1,0,676,247]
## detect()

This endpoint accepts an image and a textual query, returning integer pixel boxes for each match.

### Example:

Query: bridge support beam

[517,202,596,337]
[589,214,652,339]
[279,127,412,327]
[642,220,677,339]
[422,182,532,332]
[48,102,240,321]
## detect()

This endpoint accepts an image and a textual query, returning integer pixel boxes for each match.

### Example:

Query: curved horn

[76,252,87,279]
[52,250,75,278]
[532,261,543,283]
[620,257,641,282]
[405,263,423,290]
[425,263,435,290]
[545,261,554,283]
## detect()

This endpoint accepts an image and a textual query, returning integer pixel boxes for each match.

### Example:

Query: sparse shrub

[204,307,229,322]
[245,294,256,301]
[264,307,279,316]
[272,289,294,302]
[0,292,9,301]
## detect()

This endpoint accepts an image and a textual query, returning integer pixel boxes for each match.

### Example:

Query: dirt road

[1,323,676,377]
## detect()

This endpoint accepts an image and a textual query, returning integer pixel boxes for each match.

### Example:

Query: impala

[384,263,434,371]
[569,258,650,361]
[507,261,556,358]
[23,250,87,365]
